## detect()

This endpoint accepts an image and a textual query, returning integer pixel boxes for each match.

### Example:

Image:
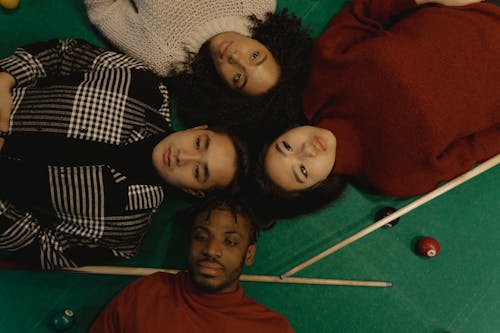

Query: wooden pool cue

[64,266,392,287]
[281,154,500,279]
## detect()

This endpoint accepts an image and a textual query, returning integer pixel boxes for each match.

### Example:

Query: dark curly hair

[250,136,347,221]
[166,8,312,134]
[178,193,265,244]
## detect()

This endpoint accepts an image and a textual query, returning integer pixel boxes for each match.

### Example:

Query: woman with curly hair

[85,0,312,131]
[254,0,500,217]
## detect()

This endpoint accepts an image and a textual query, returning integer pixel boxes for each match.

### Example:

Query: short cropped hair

[182,194,262,244]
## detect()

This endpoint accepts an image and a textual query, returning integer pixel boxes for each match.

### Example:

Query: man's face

[152,126,237,196]
[187,208,256,293]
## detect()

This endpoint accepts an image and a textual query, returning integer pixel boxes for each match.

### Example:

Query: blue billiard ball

[51,309,75,331]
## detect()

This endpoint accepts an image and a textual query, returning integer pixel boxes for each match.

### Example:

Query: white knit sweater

[85,0,276,77]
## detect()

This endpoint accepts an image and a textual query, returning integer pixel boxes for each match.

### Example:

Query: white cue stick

[63,266,392,287]
[281,154,500,279]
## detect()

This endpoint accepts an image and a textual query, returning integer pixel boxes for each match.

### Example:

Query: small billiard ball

[416,237,440,257]
[51,309,75,331]
[374,206,400,228]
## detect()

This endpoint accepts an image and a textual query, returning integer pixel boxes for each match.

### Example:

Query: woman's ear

[182,188,205,198]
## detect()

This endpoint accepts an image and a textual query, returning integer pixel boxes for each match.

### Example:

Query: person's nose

[300,142,317,158]
[202,239,223,258]
[177,149,201,166]
[228,50,242,65]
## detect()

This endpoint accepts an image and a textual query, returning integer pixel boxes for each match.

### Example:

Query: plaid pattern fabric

[0,39,171,269]
[48,165,107,240]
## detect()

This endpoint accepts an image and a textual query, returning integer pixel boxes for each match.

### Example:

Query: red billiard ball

[416,237,440,257]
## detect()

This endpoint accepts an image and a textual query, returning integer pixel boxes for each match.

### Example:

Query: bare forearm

[0,71,16,90]
[0,71,15,152]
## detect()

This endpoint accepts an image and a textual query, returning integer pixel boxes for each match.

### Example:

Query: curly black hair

[166,8,313,135]
[178,193,265,244]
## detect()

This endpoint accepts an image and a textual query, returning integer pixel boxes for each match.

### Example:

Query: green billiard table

[1,1,498,332]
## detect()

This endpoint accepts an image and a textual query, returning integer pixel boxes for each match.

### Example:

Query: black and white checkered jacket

[0,39,171,269]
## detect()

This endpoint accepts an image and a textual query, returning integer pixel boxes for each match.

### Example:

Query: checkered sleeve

[0,199,41,252]
[0,200,76,269]
[0,198,144,270]
[0,39,107,87]
[0,199,83,269]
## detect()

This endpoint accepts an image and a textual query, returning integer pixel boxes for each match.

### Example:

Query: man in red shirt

[90,196,294,333]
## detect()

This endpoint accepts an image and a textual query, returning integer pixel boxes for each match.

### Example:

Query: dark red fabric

[302,0,500,197]
[0,258,34,270]
[90,271,294,333]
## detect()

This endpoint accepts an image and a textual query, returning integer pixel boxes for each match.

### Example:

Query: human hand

[415,0,483,5]
[0,72,15,152]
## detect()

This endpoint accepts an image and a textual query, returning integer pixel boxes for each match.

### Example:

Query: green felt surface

[1,1,499,333]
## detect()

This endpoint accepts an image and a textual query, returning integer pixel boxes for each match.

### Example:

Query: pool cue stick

[281,154,500,279]
[64,266,392,287]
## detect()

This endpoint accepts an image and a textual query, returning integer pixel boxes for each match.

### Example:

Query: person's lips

[197,260,224,276]
[163,147,171,167]
[312,136,327,152]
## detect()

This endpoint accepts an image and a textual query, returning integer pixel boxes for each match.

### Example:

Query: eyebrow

[204,136,211,150]
[193,225,208,232]
[292,167,305,184]
[225,231,243,237]
[202,163,209,183]
[192,225,210,236]
[200,136,211,183]
[274,143,304,184]
[239,73,248,90]
[193,225,242,236]
[275,143,285,156]
[255,54,268,67]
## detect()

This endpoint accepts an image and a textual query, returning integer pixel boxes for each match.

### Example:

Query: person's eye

[234,72,242,83]
[251,51,260,60]
[193,232,207,241]
[195,137,201,150]
[225,239,238,247]
[300,164,308,178]
[194,164,200,179]
[282,141,292,152]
